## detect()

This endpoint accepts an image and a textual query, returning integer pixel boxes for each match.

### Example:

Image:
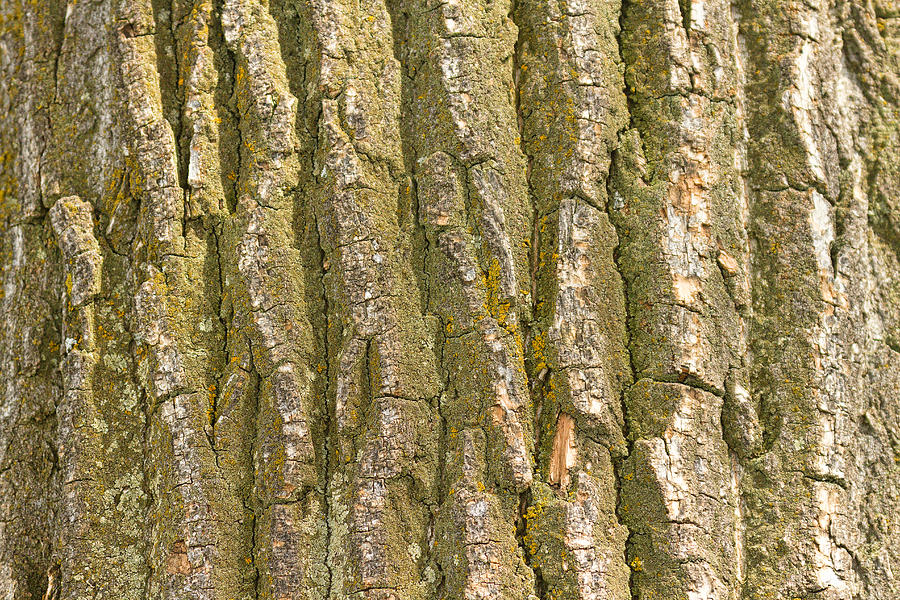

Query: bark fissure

[606,159,641,600]
[245,342,263,600]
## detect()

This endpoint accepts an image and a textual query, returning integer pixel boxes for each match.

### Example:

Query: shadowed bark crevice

[313,213,336,600]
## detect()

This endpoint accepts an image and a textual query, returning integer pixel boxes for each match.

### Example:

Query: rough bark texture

[0,0,899,598]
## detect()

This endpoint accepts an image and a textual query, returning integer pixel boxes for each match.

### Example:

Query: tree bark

[0,0,899,598]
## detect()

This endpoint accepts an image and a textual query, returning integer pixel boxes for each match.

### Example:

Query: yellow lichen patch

[531,331,547,372]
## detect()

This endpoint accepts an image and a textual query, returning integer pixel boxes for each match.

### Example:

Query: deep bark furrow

[175,0,232,219]
[301,0,445,594]
[117,1,257,598]
[512,0,632,597]
[218,1,328,598]
[402,0,541,594]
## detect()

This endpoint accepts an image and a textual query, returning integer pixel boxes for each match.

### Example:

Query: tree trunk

[1,0,899,598]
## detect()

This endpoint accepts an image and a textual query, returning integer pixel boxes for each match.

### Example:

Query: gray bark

[0,0,898,599]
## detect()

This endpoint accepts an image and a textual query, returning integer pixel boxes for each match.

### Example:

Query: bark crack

[509,3,546,595]
[609,3,641,598]
[244,342,262,600]
[313,214,335,600]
